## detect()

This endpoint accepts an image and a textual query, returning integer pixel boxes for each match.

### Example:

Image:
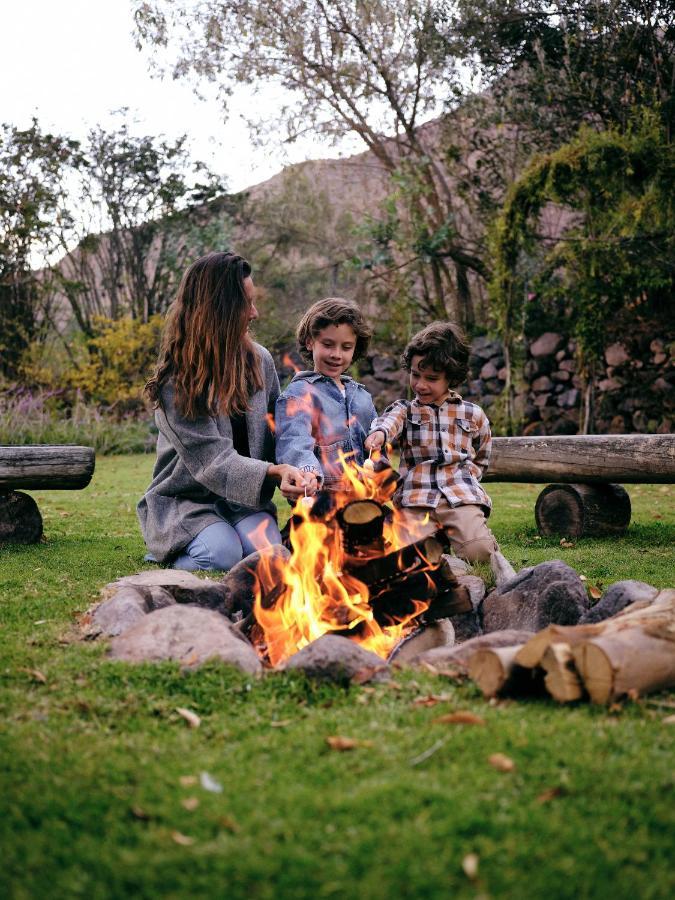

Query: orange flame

[252,453,439,666]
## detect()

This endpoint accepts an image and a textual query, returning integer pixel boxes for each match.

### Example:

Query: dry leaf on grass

[536,786,567,804]
[130,806,151,820]
[662,714,675,725]
[488,753,516,772]
[270,719,293,728]
[462,853,479,880]
[326,735,373,751]
[179,775,197,787]
[18,667,47,684]
[418,661,463,679]
[433,711,485,726]
[175,707,201,729]
[559,539,575,549]
[412,694,453,707]
[588,584,602,600]
[171,830,195,846]
[181,797,199,811]
[218,815,240,833]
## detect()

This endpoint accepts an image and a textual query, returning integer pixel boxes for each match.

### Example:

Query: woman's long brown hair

[145,252,263,419]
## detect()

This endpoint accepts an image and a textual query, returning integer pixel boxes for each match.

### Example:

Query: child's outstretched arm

[472,410,493,479]
[275,385,322,492]
[365,400,408,452]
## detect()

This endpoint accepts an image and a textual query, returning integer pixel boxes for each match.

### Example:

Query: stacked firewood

[467,588,675,704]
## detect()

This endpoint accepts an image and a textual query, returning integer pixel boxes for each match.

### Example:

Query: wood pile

[467,589,675,704]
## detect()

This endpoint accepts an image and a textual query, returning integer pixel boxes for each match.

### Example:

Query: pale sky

[1,0,355,193]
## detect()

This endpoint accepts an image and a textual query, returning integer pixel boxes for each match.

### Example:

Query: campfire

[249,452,470,666]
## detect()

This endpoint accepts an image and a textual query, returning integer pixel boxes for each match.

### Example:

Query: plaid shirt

[370,392,492,512]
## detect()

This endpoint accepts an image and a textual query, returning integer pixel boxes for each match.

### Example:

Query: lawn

[1,455,673,900]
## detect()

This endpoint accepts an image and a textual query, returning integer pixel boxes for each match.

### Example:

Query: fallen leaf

[171,830,195,846]
[326,735,373,751]
[270,719,292,728]
[181,797,199,811]
[130,805,151,820]
[536,786,567,804]
[433,711,485,726]
[488,753,516,772]
[179,775,197,787]
[462,853,479,880]
[559,539,575,549]
[579,574,587,582]
[200,771,223,793]
[588,584,602,600]
[18,667,47,684]
[662,714,675,725]
[418,661,463,679]
[175,707,201,729]
[627,688,640,702]
[412,694,453,707]
[218,815,241,833]
[608,702,623,714]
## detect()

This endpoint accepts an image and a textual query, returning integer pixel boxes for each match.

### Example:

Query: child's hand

[364,431,385,452]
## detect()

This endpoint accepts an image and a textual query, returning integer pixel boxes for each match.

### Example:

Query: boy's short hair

[296,297,372,363]
[401,321,470,387]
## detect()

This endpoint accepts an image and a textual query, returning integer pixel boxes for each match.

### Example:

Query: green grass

[1,456,673,900]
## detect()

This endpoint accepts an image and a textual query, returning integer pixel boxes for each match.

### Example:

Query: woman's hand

[267,463,312,499]
[364,431,385,452]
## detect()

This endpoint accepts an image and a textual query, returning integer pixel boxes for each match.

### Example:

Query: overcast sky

[1,0,354,193]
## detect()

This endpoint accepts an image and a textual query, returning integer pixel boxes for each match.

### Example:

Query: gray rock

[280,634,388,684]
[415,629,535,671]
[532,375,554,392]
[482,560,589,633]
[109,605,262,673]
[557,388,580,408]
[117,569,229,610]
[530,332,564,358]
[480,361,498,380]
[605,342,630,367]
[389,619,455,665]
[580,580,659,624]
[219,545,291,618]
[89,586,160,637]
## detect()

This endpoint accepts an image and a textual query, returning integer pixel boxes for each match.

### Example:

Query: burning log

[339,499,385,552]
[343,533,448,588]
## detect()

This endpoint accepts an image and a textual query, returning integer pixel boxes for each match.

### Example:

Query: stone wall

[339,328,674,435]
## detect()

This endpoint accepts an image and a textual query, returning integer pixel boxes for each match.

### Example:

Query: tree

[489,114,675,433]
[57,114,229,334]
[0,121,80,378]
[133,0,488,328]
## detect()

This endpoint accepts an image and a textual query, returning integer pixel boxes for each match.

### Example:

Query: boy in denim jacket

[275,298,376,493]
[365,321,498,562]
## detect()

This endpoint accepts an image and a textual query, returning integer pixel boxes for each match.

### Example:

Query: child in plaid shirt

[365,321,498,562]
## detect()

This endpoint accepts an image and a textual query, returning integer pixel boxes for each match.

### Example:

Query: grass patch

[1,456,673,899]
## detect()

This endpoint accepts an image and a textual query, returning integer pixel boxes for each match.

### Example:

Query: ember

[251,452,468,666]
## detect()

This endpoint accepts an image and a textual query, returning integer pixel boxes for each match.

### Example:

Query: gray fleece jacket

[137,343,280,563]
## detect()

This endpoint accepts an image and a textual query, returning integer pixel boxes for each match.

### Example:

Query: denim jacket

[275,371,377,488]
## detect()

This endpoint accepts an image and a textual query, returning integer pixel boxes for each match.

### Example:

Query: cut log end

[541,642,584,703]
[535,482,631,539]
[0,491,43,544]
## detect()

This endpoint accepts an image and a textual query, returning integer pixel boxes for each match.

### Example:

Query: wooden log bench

[482,434,675,538]
[0,445,96,544]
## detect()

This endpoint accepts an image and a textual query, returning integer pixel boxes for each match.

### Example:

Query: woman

[137,251,308,570]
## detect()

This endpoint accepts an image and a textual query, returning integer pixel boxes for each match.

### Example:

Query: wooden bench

[0,445,96,544]
[483,434,675,538]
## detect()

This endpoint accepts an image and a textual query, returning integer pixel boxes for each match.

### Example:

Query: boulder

[605,342,630,367]
[482,560,589,633]
[532,375,554,393]
[109,605,262,673]
[89,585,174,638]
[116,569,229,610]
[580,580,659,624]
[280,634,388,684]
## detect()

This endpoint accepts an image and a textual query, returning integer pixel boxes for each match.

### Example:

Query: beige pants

[396,499,498,563]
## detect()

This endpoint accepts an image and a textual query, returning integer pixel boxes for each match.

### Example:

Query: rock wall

[304,328,674,435]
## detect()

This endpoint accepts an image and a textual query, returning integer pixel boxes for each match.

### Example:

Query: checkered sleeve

[369,400,408,442]
[472,409,492,478]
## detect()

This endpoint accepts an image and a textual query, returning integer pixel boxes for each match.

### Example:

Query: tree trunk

[0,491,43,543]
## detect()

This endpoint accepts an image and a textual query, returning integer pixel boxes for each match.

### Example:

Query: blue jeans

[173,511,281,572]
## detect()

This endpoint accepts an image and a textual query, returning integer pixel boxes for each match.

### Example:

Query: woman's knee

[235,512,282,557]
[174,522,244,572]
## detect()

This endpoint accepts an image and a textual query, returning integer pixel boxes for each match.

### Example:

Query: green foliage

[490,115,675,376]
[0,457,674,898]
